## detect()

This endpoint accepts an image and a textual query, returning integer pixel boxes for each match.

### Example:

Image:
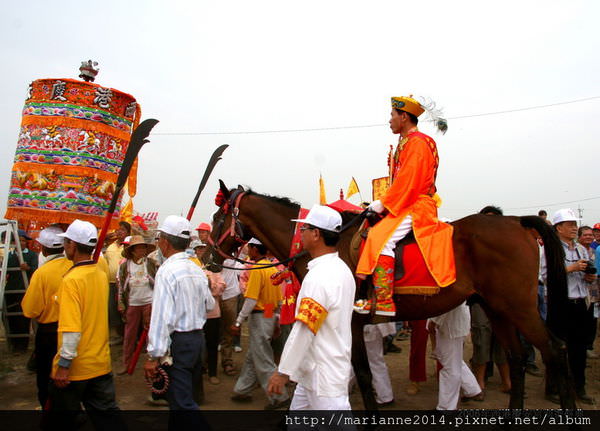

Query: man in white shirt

[144,215,214,410]
[428,302,481,410]
[545,209,596,405]
[267,205,355,410]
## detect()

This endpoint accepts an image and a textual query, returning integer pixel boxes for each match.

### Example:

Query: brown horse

[207,180,576,410]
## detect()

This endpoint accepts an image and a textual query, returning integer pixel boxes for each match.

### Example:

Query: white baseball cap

[248,237,262,245]
[58,219,98,246]
[291,204,342,233]
[159,215,192,239]
[36,226,65,249]
[189,239,207,249]
[552,208,580,225]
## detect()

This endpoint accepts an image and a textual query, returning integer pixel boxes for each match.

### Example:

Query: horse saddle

[350,220,439,295]
[349,222,415,281]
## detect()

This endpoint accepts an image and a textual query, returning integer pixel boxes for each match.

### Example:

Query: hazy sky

[1,0,599,228]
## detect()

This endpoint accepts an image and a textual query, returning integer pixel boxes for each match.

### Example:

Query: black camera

[584,260,597,275]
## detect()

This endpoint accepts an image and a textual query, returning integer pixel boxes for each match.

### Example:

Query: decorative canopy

[4,76,141,229]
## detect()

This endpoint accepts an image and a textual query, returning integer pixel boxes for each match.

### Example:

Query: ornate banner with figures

[4,78,140,228]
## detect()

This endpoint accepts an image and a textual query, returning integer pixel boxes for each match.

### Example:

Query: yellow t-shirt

[244,259,282,312]
[103,242,123,283]
[97,255,110,280]
[21,256,72,324]
[190,257,204,268]
[52,262,111,381]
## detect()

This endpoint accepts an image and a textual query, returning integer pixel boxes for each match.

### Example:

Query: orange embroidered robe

[356,130,456,287]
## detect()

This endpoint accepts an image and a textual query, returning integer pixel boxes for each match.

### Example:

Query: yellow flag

[319,174,327,205]
[121,198,133,223]
[346,177,360,198]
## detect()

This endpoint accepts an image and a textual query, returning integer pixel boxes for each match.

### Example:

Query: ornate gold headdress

[391,95,448,134]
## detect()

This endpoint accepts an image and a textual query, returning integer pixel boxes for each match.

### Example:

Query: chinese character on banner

[51,80,67,101]
[94,87,113,109]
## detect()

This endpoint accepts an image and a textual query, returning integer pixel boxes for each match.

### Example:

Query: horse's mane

[244,188,361,225]
[245,188,301,209]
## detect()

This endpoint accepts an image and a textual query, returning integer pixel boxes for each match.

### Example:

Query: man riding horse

[354,95,455,317]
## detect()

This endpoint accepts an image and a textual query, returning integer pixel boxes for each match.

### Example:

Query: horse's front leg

[351,313,378,410]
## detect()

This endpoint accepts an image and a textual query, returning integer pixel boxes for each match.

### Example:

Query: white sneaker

[587,350,599,359]
[218,344,222,352]
[234,346,242,353]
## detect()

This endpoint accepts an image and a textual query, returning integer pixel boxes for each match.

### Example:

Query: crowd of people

[1,95,598,430]
[4,204,597,423]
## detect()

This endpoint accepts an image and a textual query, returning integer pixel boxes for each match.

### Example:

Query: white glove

[368,200,385,214]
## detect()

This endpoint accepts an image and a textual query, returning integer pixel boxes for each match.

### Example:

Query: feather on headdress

[392,95,448,134]
[417,96,448,134]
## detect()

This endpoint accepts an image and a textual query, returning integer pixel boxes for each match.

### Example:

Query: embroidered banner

[4,78,140,228]
[295,297,328,335]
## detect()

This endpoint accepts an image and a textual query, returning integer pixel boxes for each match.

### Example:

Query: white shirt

[221,259,244,300]
[127,259,153,306]
[278,252,355,397]
[429,301,470,339]
[539,241,590,299]
[147,252,215,358]
[562,241,589,299]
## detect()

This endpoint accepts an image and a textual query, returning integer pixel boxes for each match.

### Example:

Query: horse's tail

[519,216,568,339]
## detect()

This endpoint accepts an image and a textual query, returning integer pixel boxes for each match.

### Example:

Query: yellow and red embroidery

[295,297,328,335]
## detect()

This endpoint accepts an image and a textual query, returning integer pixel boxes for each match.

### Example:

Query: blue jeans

[167,330,205,410]
[538,282,547,321]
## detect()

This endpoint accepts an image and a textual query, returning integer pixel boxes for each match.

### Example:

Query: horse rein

[207,188,370,272]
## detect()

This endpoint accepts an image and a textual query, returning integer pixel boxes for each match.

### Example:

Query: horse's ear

[237,184,244,191]
[218,179,230,199]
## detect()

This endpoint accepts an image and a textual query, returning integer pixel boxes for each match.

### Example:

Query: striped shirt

[147,252,214,358]
[562,241,590,299]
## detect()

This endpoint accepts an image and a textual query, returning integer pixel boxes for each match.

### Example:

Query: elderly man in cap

[4,228,39,352]
[21,226,72,408]
[195,222,212,243]
[144,216,214,410]
[544,209,596,405]
[355,96,453,317]
[48,220,121,427]
[268,204,355,410]
[230,237,289,409]
[116,235,157,375]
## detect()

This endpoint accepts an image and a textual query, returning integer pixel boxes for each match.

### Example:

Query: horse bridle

[206,189,307,271]
[206,188,369,271]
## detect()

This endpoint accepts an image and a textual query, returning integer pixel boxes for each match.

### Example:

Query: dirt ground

[0,328,598,411]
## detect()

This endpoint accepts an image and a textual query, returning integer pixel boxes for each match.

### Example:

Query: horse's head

[204,180,254,272]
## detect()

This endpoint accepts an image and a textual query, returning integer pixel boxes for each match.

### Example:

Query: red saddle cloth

[393,242,440,295]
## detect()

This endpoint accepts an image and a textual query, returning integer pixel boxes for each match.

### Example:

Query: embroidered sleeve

[295,297,328,335]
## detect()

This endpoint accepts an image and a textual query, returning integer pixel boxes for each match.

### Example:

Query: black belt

[568,298,586,304]
[172,329,203,335]
[251,310,264,314]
